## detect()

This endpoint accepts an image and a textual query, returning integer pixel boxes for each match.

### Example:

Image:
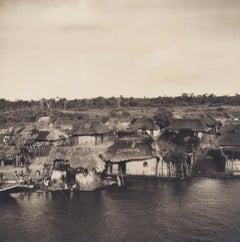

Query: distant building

[167,118,211,138]
[129,117,160,138]
[70,121,111,146]
[9,123,69,157]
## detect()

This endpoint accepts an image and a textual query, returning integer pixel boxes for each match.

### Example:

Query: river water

[1,178,240,242]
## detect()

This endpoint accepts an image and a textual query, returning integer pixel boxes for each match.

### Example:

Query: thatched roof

[168,119,209,132]
[104,118,124,131]
[0,145,19,160]
[222,147,240,158]
[37,116,51,124]
[199,115,221,127]
[219,123,240,134]
[217,123,240,147]
[129,117,159,131]
[48,146,105,172]
[10,123,68,145]
[104,132,156,163]
[74,121,110,136]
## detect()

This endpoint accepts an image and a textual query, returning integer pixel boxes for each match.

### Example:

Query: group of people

[13,170,32,184]
[13,146,31,171]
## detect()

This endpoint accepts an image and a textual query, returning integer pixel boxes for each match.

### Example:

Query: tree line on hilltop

[1,93,240,111]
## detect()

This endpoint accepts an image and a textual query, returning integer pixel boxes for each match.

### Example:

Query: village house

[48,146,105,191]
[167,118,210,139]
[43,159,70,189]
[104,118,122,140]
[0,145,20,167]
[1,127,15,145]
[103,131,177,178]
[129,117,160,138]
[104,132,158,176]
[104,118,129,138]
[217,123,240,175]
[167,117,221,149]
[70,121,111,146]
[105,118,124,131]
[9,122,69,157]
[73,149,104,191]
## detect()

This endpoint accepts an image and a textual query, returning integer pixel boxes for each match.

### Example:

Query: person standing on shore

[36,170,41,180]
[19,170,24,182]
[0,172,3,182]
[14,171,18,181]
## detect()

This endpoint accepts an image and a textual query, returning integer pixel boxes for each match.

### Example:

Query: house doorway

[119,162,126,175]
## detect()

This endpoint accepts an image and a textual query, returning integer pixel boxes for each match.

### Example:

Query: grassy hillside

[1,101,240,129]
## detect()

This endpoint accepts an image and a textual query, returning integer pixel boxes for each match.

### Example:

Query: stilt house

[104,132,159,176]
[48,146,105,190]
[217,123,240,175]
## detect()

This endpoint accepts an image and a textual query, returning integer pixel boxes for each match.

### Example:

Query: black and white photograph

[1,0,240,241]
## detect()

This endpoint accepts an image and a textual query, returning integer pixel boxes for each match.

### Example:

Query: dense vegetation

[1,94,240,112]
[1,94,240,128]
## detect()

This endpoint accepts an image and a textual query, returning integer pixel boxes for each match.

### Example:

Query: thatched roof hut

[168,119,209,132]
[104,132,156,163]
[199,115,221,127]
[0,145,18,160]
[48,146,105,172]
[217,123,240,147]
[104,118,124,131]
[10,123,68,145]
[129,117,159,131]
[74,121,110,136]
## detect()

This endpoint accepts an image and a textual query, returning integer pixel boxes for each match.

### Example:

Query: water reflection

[0,179,240,242]
[0,194,18,206]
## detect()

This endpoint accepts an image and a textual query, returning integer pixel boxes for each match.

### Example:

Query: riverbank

[0,158,45,182]
[2,164,238,185]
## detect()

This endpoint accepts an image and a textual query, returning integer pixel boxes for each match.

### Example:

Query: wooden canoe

[0,182,20,195]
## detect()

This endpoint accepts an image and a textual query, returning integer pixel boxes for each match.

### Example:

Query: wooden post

[181,162,184,177]
[162,160,164,177]
[155,158,159,177]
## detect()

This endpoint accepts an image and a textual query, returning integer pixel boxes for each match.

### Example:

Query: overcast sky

[0,0,240,100]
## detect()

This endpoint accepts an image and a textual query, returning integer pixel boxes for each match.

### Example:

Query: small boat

[18,184,35,189]
[0,182,20,196]
[4,180,35,190]
[19,184,34,189]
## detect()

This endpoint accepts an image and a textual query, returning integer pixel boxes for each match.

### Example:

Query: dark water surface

[1,178,240,242]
